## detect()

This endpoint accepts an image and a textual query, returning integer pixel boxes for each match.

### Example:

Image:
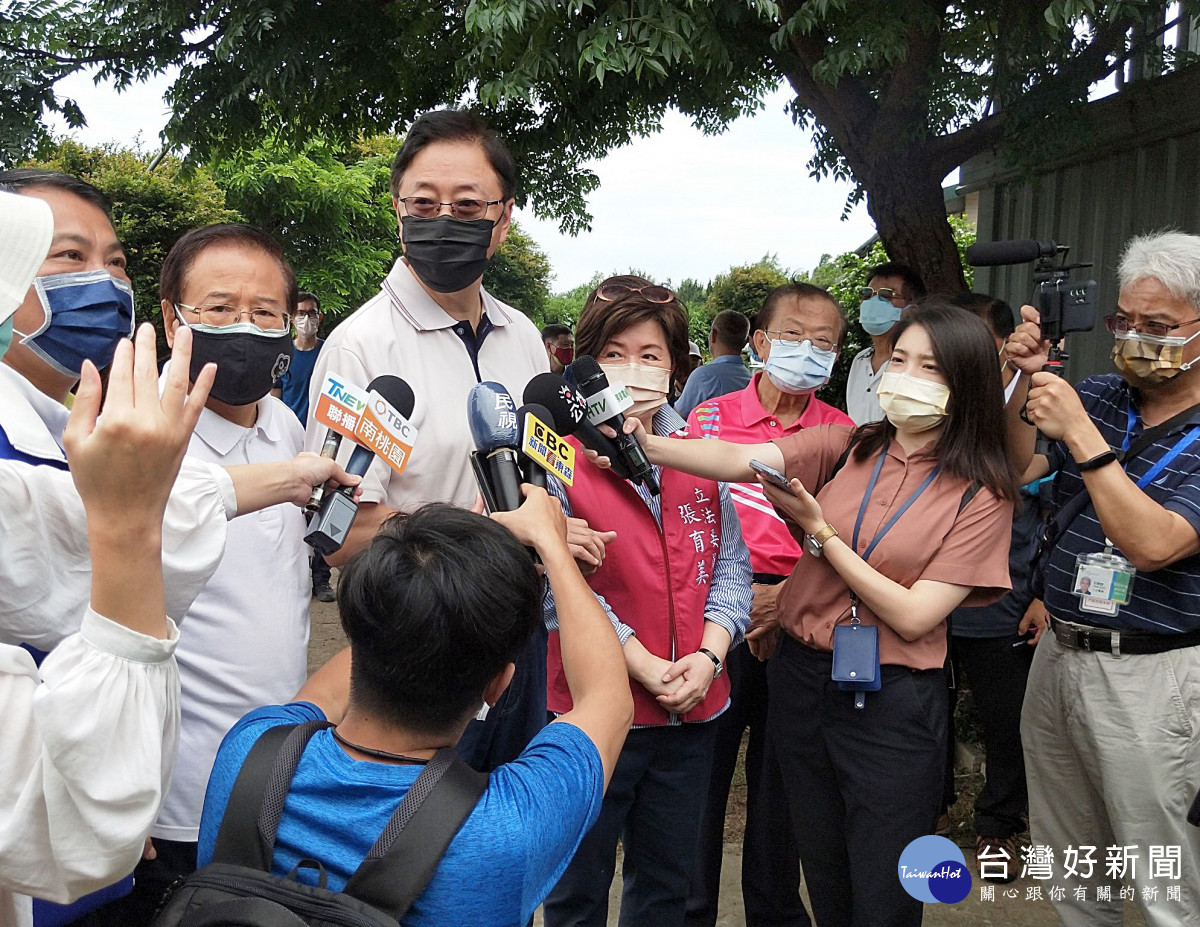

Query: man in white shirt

[85,223,311,925]
[844,262,925,424]
[305,111,572,771]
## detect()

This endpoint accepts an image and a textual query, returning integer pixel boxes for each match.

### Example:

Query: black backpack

[154,720,487,927]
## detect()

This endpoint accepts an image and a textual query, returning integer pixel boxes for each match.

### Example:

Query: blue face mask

[0,316,13,360]
[15,270,135,377]
[859,295,903,337]
[763,338,838,395]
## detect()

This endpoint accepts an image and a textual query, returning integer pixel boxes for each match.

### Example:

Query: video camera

[965,239,1098,453]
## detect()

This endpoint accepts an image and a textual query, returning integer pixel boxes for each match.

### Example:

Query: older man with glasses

[82,223,312,925]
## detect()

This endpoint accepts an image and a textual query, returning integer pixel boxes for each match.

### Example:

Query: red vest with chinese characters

[546,435,729,725]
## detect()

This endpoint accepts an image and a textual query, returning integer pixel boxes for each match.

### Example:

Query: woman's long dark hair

[853,303,1019,501]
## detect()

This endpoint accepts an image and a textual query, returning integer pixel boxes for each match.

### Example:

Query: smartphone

[749,459,793,492]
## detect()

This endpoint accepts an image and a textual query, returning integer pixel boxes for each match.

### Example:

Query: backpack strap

[211,720,332,870]
[342,748,488,919]
[958,481,982,515]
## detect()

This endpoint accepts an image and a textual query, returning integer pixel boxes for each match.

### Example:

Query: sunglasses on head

[595,283,676,304]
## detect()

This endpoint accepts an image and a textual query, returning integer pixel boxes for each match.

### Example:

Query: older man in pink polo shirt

[686,283,852,927]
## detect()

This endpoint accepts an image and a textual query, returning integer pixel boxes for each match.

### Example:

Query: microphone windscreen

[965,240,1056,267]
[571,354,607,392]
[467,381,519,452]
[366,374,416,419]
[523,373,588,436]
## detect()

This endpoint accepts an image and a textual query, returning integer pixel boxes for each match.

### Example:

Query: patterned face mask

[1111,329,1200,387]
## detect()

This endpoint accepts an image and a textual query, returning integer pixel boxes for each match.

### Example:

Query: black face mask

[401,215,495,293]
[186,322,294,406]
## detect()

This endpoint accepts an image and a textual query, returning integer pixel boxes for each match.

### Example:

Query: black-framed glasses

[859,285,910,305]
[397,196,504,221]
[175,303,290,331]
[595,283,676,304]
[1104,313,1200,339]
[765,328,837,352]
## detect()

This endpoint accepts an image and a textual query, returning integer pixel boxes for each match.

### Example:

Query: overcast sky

[51,73,879,292]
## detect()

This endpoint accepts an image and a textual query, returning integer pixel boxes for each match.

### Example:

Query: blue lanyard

[1121,405,1200,489]
[851,447,941,562]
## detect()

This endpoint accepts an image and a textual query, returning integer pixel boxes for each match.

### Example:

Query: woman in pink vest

[542,276,752,927]
[617,303,1018,926]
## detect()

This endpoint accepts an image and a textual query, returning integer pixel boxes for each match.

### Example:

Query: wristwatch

[804,524,839,558]
[697,647,724,678]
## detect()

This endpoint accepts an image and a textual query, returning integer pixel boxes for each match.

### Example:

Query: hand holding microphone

[570,355,659,495]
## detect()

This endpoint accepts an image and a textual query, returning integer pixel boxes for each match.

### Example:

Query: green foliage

[484,221,553,317]
[209,134,397,317]
[702,255,790,335]
[540,273,603,329]
[21,139,238,327]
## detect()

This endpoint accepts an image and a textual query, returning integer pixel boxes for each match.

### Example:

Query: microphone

[571,355,659,495]
[305,374,372,515]
[467,381,524,513]
[523,372,636,482]
[304,375,417,555]
[516,402,552,489]
[965,240,1059,267]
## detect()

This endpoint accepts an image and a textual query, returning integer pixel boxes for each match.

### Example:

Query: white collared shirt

[305,259,550,510]
[153,391,309,842]
[845,346,889,426]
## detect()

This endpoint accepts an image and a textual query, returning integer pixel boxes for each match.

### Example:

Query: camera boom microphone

[965,240,1059,267]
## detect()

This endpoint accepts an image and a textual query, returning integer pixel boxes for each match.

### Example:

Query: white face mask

[294,315,319,337]
[876,371,950,432]
[598,361,671,417]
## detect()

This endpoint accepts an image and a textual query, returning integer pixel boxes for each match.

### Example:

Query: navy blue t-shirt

[278,340,323,425]
[1043,374,1200,632]
[199,702,604,927]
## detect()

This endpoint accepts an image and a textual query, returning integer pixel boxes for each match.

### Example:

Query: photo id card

[1073,551,1136,616]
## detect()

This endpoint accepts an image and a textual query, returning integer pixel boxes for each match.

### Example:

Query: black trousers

[686,644,811,927]
[768,636,947,927]
[71,838,196,927]
[946,633,1033,837]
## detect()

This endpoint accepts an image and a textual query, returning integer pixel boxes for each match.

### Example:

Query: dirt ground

[308,582,1146,926]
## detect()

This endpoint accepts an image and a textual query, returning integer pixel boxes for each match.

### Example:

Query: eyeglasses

[1104,313,1200,339]
[765,328,837,352]
[859,286,910,306]
[175,303,290,331]
[397,196,504,221]
[595,283,676,304]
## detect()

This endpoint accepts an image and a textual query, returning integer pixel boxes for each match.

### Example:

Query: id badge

[832,621,881,710]
[1073,550,1136,617]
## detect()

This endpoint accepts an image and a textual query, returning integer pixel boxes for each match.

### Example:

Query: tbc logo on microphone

[897,835,972,904]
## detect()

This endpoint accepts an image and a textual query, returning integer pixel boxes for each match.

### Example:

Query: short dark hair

[710,309,750,351]
[947,291,1015,339]
[160,223,299,314]
[853,303,1017,501]
[757,282,848,345]
[867,262,927,300]
[296,290,321,313]
[390,110,517,201]
[541,323,572,342]
[0,169,113,217]
[337,504,542,735]
[577,275,690,382]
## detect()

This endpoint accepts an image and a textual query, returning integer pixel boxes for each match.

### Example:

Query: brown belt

[1047,614,1200,656]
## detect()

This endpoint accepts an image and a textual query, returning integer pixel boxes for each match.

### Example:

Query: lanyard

[1121,405,1200,490]
[851,447,941,563]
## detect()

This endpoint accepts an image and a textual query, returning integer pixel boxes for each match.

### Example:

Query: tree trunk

[862,155,967,295]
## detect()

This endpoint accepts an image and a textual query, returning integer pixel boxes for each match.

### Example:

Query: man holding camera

[1006,231,1200,926]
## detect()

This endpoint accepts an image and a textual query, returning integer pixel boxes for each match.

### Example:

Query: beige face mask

[598,362,671,417]
[876,371,951,433]
[1111,331,1196,387]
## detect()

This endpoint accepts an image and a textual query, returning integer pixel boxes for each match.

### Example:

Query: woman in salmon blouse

[621,303,1017,926]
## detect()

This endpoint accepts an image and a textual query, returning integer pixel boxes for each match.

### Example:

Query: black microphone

[304,375,416,555]
[523,372,636,482]
[467,381,524,512]
[965,240,1059,267]
[515,402,552,489]
[571,355,660,495]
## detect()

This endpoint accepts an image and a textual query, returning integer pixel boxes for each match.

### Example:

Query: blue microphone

[467,381,524,512]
